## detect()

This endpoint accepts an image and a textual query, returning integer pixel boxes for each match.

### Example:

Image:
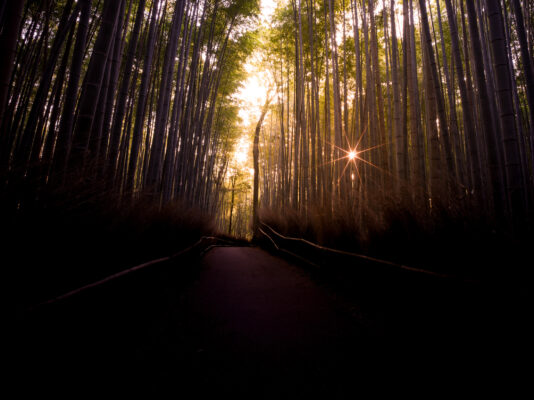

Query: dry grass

[259,190,532,281]
[2,170,215,310]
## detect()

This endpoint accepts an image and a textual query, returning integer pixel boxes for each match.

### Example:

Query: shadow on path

[13,246,532,398]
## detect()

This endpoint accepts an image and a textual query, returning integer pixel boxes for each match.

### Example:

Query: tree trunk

[253,98,271,236]
[485,0,526,223]
[418,0,454,189]
[510,0,534,183]
[54,0,92,179]
[441,1,482,198]
[71,0,123,169]
[464,0,503,215]
[107,0,146,180]
[0,0,25,157]
[147,0,186,191]
[127,0,160,193]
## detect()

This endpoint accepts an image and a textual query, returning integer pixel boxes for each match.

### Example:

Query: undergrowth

[259,191,532,282]
[2,170,215,311]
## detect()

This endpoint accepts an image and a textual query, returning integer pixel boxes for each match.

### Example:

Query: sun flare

[348,150,358,160]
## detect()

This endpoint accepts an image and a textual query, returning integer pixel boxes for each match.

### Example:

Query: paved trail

[173,247,373,397]
[16,246,530,398]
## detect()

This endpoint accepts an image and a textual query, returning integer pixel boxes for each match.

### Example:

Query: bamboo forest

[2,0,533,237]
[4,0,534,396]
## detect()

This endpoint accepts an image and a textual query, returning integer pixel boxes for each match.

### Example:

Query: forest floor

[12,245,532,398]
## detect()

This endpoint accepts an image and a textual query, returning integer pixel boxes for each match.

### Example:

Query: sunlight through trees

[0,0,533,238]
[251,0,533,235]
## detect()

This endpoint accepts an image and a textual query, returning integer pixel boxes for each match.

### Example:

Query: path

[14,246,531,398]
[172,246,373,397]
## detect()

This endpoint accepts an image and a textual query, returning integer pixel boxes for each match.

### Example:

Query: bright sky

[236,61,273,127]
[233,135,250,165]
[259,0,277,25]
[231,0,276,167]
[230,0,405,166]
[233,0,403,129]
[235,0,276,127]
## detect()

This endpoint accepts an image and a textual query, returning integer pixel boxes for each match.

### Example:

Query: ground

[12,245,532,398]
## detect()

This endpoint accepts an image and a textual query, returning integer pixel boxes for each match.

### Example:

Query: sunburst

[320,126,378,183]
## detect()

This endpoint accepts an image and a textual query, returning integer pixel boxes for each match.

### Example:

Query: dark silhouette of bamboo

[72,0,123,169]
[108,0,146,182]
[485,0,526,223]
[253,98,271,235]
[0,1,25,160]
[54,0,92,179]
[127,0,160,192]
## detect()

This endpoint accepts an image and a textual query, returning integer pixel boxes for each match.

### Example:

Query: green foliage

[223,0,261,20]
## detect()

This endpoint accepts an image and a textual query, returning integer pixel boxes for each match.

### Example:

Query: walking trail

[16,246,529,398]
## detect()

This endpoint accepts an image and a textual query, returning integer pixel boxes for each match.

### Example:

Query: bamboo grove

[0,0,259,214]
[257,0,534,232]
